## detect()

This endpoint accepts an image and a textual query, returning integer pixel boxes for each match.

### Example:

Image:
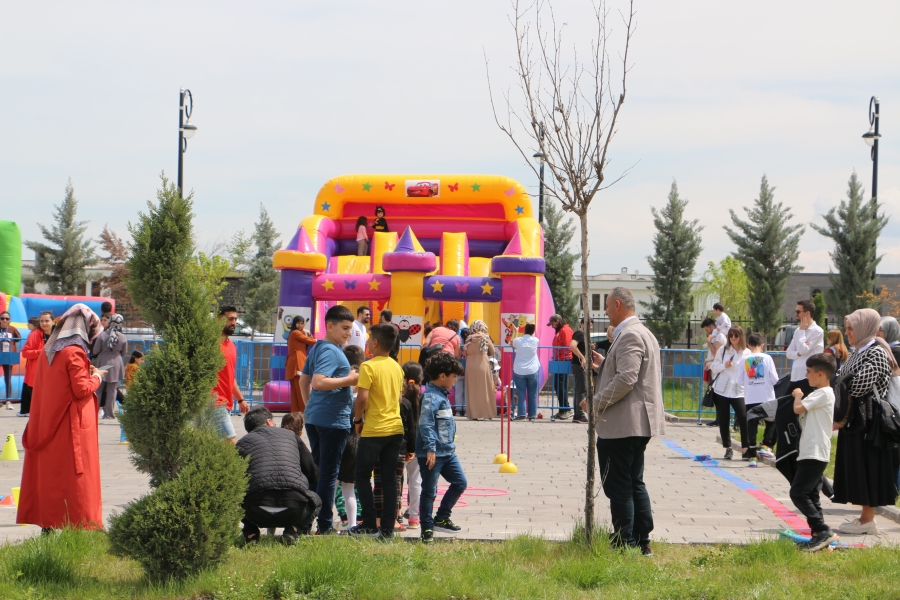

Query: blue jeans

[305,424,350,533]
[554,373,570,409]
[417,454,467,531]
[513,372,538,418]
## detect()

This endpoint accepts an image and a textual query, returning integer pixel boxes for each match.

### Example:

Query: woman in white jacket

[709,326,751,460]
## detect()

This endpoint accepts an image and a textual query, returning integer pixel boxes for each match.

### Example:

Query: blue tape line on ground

[662,439,758,490]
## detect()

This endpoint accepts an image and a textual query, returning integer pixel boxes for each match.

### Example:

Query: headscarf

[45,304,101,365]
[468,320,490,354]
[106,313,124,350]
[880,316,900,345]
[846,308,898,369]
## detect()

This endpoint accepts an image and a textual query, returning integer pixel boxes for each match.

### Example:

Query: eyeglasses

[728,333,740,338]
[0,317,9,321]
[795,310,804,315]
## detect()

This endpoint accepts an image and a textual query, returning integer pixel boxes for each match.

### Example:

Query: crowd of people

[11,286,900,554]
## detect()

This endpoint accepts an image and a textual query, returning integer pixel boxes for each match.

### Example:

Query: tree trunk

[580,211,596,547]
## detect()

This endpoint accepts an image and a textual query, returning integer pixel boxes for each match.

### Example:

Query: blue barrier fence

[0,336,794,425]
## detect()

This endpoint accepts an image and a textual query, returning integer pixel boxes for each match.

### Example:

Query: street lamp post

[533,121,546,224]
[177,87,198,198]
[862,96,881,281]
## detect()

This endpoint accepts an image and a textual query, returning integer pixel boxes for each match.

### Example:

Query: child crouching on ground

[790,353,838,551]
[417,351,467,544]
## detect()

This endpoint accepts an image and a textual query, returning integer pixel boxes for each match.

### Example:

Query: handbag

[702,374,719,408]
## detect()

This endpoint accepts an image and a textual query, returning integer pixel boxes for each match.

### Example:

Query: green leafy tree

[242,204,281,337]
[812,291,827,330]
[25,179,98,294]
[641,181,703,348]
[699,257,750,322]
[109,174,246,580]
[811,171,888,325]
[725,175,803,339]
[188,252,232,308]
[542,199,579,323]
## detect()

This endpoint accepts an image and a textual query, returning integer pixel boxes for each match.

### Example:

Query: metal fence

[0,336,794,426]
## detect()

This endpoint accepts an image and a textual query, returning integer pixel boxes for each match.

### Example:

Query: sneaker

[837,518,879,535]
[5,402,14,410]
[640,544,653,557]
[281,526,300,545]
[347,524,381,538]
[573,416,588,423]
[748,458,758,468]
[724,448,734,460]
[797,530,838,552]
[421,529,434,544]
[16,413,28,417]
[433,518,461,534]
[758,446,775,459]
[512,415,527,421]
[407,518,420,529]
[741,451,751,461]
[403,510,410,519]
[556,410,573,420]
[706,420,719,427]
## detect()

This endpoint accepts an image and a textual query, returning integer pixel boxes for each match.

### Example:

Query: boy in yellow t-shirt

[348,323,405,539]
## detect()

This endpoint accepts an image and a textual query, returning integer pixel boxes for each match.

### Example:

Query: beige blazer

[592,317,665,439]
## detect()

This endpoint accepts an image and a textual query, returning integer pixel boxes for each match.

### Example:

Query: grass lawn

[3,529,900,600]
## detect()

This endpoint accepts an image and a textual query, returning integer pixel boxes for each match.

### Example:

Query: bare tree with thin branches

[486,0,636,546]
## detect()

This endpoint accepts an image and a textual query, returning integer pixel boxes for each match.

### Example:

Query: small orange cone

[0,495,14,506]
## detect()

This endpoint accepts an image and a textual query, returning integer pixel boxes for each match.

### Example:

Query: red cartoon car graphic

[406,182,439,197]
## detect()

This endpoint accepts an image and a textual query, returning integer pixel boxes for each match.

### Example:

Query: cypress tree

[242,204,281,337]
[25,179,97,294]
[542,199,579,323]
[725,175,803,339]
[811,171,888,325]
[108,175,246,580]
[642,181,703,348]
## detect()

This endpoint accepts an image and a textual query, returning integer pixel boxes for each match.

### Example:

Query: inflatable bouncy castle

[263,174,557,407]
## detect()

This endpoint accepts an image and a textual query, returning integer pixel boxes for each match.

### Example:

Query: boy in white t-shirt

[789,353,837,552]
[738,333,778,467]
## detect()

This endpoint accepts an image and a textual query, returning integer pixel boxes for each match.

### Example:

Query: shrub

[108,425,247,581]
[108,175,247,580]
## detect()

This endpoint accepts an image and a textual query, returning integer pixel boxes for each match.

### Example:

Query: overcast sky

[2,1,898,278]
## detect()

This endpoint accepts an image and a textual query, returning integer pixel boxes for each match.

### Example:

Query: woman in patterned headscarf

[18,304,105,530]
[464,320,496,420]
[94,313,128,420]
[832,308,898,536]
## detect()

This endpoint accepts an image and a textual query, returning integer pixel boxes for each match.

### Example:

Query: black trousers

[713,392,747,449]
[355,434,404,533]
[242,501,319,537]
[596,436,653,547]
[571,362,588,420]
[790,459,829,534]
[20,383,32,414]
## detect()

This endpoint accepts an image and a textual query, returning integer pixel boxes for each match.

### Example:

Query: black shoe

[315,527,338,536]
[797,530,838,552]
[640,544,653,557]
[281,527,300,545]
[741,450,751,461]
[724,448,734,460]
[433,518,461,534]
[573,416,588,423]
[706,420,719,427]
[421,529,434,544]
[512,415,527,421]
[347,524,381,538]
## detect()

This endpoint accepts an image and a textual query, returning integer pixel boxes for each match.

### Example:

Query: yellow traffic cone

[499,461,518,473]
[1,434,19,461]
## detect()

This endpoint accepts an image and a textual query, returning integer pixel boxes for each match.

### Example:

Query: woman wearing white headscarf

[18,304,105,530]
[94,313,128,419]
[464,320,496,420]
[832,308,898,535]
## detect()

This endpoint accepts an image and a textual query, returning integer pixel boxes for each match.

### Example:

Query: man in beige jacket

[580,287,665,555]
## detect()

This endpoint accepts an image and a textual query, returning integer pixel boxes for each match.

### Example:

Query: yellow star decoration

[323,279,335,291]
[481,281,495,295]
[431,280,444,293]
[368,279,381,291]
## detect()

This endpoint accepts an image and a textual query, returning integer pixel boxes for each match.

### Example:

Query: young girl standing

[402,362,424,528]
[356,216,369,256]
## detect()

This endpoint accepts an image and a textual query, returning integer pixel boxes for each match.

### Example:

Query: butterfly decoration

[408,324,422,336]
[334,184,345,193]
[504,186,516,197]
[455,282,469,293]
[384,182,395,191]
[344,280,357,290]
[448,183,459,192]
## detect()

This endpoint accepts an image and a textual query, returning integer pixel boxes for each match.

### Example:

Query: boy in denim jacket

[416,351,467,544]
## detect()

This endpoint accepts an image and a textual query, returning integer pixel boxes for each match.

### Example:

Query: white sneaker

[837,518,879,535]
[5,403,13,410]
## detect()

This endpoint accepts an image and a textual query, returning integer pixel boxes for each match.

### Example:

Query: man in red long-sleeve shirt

[549,315,574,419]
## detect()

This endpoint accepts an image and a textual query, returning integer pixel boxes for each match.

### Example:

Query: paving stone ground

[0,409,898,546]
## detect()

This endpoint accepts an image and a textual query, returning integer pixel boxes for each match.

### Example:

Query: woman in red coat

[285,315,316,412]
[18,310,55,417]
[18,304,104,531]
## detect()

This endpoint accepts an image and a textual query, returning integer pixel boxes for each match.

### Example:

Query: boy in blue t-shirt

[299,305,359,534]
[417,351,467,544]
